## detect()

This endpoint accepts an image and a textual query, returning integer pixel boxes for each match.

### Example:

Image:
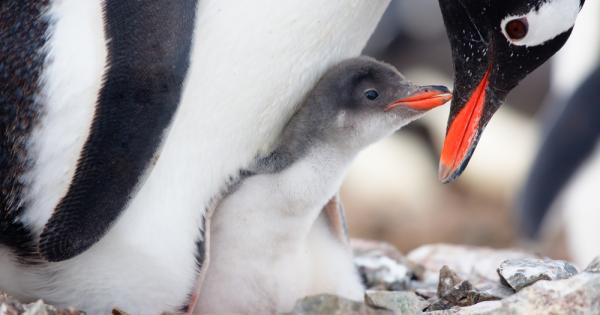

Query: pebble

[497,258,578,291]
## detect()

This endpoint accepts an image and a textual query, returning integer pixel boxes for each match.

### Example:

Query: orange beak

[385,86,453,112]
[438,67,492,183]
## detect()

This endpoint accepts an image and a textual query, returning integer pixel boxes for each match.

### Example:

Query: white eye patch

[501,0,581,47]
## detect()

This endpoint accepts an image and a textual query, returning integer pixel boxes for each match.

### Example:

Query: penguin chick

[193,57,451,315]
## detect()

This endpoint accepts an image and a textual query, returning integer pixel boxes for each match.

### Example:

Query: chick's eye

[364,89,379,100]
[505,18,528,40]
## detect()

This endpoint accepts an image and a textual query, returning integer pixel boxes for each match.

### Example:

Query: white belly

[562,141,600,267]
[197,213,363,315]
[2,1,389,314]
[196,152,364,314]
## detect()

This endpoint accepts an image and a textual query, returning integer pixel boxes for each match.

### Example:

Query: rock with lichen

[497,258,578,291]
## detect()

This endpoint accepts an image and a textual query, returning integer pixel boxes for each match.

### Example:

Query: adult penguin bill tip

[437,0,586,183]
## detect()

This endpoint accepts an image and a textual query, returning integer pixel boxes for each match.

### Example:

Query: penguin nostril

[505,18,528,40]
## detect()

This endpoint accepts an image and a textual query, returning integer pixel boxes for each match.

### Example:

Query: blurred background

[340,0,600,268]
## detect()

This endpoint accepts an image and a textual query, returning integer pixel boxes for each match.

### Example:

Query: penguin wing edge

[38,0,198,262]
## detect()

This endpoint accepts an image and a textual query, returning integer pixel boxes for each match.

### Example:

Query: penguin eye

[364,89,379,101]
[505,18,528,40]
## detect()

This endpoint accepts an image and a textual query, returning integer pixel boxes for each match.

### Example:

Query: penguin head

[296,57,451,150]
[437,0,585,182]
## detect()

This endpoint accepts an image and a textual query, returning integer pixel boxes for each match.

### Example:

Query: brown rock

[425,266,502,312]
[437,266,463,298]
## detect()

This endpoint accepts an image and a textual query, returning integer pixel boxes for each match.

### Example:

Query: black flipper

[39,0,198,262]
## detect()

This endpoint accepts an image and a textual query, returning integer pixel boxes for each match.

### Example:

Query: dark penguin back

[0,0,51,260]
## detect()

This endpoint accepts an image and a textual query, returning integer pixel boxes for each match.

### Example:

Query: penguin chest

[104,0,391,272]
[0,0,389,314]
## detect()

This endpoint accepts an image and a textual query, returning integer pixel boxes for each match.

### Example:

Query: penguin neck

[304,142,358,173]
[253,142,354,246]
[255,130,362,174]
[279,142,358,210]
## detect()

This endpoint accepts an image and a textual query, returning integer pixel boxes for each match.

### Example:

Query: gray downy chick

[193,56,451,315]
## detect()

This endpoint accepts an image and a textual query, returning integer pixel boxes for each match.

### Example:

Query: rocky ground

[3,242,600,315]
[286,241,600,315]
[0,293,82,315]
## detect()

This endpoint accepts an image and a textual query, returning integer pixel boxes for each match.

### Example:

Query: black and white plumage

[437,0,586,182]
[0,0,587,313]
[39,0,198,263]
[517,0,599,265]
[193,57,451,315]
[0,1,390,314]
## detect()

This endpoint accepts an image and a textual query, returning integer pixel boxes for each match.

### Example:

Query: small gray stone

[23,301,48,315]
[282,294,393,315]
[353,240,422,291]
[0,292,83,315]
[473,280,514,300]
[364,290,426,315]
[497,258,578,291]
[585,256,600,273]
[500,272,600,314]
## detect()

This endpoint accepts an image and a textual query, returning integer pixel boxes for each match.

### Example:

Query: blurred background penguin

[342,0,599,267]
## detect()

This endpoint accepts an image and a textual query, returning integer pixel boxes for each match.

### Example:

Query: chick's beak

[386,85,452,112]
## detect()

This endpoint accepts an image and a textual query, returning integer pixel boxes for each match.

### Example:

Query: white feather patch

[20,0,107,234]
[501,0,581,47]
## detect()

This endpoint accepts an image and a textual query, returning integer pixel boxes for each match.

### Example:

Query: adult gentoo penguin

[0,0,585,314]
[194,57,451,315]
[437,0,586,182]
[0,0,389,314]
